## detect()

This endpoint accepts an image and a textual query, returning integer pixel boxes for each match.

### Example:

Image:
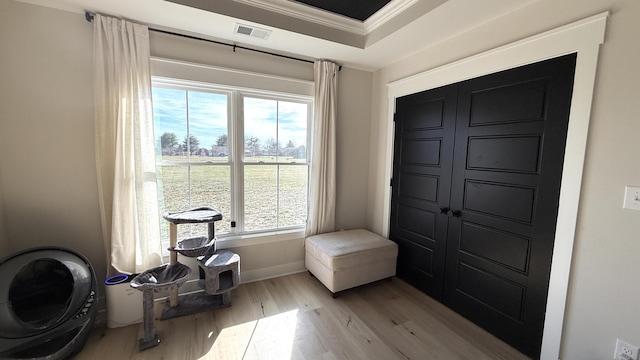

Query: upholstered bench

[305,229,398,296]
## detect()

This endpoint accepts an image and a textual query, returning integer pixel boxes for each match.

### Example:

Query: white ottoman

[305,229,398,296]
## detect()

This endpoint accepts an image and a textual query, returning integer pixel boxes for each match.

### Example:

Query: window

[241,95,309,232]
[152,78,311,247]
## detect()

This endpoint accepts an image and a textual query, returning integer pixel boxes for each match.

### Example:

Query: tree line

[159,132,306,158]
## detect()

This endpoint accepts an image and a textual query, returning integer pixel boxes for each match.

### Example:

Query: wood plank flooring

[75,272,531,360]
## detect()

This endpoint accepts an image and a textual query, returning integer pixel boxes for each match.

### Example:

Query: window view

[152,82,310,247]
[243,96,309,231]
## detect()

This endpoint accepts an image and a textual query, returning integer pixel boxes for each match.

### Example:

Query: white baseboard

[240,260,307,283]
[174,260,307,295]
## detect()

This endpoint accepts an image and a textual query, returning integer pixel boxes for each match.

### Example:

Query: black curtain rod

[85,11,341,71]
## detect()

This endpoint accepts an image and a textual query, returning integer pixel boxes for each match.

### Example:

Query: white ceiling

[16,0,537,71]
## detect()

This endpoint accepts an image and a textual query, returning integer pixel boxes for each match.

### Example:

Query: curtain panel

[306,60,339,237]
[93,14,162,275]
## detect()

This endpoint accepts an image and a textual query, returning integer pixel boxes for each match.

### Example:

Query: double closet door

[389,54,576,358]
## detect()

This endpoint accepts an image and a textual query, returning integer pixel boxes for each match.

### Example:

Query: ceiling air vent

[234,23,272,40]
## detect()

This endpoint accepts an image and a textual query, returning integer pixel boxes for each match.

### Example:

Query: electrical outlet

[614,339,639,360]
[623,186,640,210]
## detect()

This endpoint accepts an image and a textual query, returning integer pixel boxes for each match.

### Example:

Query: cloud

[187,92,228,145]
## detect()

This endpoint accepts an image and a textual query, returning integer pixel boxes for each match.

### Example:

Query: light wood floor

[75,272,531,360]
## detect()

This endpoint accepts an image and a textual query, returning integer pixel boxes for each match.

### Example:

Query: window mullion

[275,101,280,228]
[185,91,192,214]
[276,163,280,229]
[233,91,244,234]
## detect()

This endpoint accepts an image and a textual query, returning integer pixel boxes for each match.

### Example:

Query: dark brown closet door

[390,54,576,358]
[389,84,457,300]
[443,54,576,358]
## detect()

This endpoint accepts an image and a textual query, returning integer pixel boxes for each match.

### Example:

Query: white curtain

[306,60,339,237]
[93,14,162,275]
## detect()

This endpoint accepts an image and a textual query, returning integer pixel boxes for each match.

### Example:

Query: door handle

[447,209,461,218]
[439,207,449,214]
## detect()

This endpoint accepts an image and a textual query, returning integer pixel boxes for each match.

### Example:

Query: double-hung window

[151,76,312,248]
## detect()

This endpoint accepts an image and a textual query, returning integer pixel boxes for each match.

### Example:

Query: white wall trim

[239,261,307,283]
[364,0,420,33]
[384,12,608,360]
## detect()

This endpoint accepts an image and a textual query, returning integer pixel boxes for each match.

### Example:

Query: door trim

[384,12,607,360]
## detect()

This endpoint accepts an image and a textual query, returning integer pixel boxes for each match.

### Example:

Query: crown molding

[364,0,419,33]
[232,0,416,35]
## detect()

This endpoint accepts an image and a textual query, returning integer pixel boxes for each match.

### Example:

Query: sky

[152,87,308,152]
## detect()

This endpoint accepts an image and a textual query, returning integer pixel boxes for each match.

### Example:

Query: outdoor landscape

[156,150,308,245]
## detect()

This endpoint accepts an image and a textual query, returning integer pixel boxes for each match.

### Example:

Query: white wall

[0,0,372,289]
[367,0,640,359]
[335,67,372,230]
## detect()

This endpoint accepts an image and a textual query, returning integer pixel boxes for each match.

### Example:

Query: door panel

[394,237,434,293]
[455,263,526,321]
[402,99,446,129]
[401,139,442,165]
[390,54,576,358]
[396,205,436,241]
[468,78,548,125]
[467,136,541,173]
[398,173,438,202]
[459,222,530,272]
[463,181,536,223]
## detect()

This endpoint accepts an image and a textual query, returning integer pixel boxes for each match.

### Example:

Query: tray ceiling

[14,0,539,71]
[292,0,392,21]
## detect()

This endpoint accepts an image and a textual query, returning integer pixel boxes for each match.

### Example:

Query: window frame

[151,76,313,248]
[236,91,313,235]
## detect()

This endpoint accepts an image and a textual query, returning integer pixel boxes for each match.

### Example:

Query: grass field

[156,156,307,242]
